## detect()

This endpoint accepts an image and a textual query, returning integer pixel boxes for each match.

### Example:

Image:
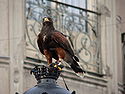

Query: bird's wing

[51,31,74,56]
[37,33,44,55]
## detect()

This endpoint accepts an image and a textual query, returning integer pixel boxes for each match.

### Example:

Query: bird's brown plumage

[37,17,83,73]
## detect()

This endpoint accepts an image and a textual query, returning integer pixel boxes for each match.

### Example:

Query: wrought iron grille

[25,0,102,74]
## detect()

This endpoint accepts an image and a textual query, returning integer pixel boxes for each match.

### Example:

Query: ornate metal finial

[30,62,64,83]
[24,62,76,94]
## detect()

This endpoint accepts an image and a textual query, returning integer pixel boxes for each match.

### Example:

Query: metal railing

[26,0,102,74]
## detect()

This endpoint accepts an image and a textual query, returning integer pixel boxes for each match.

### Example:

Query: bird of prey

[37,17,84,73]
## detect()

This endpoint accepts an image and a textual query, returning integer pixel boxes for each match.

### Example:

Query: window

[26,0,102,75]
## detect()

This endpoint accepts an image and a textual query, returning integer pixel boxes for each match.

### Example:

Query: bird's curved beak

[44,18,50,22]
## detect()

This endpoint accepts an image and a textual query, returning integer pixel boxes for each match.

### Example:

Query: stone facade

[0,0,125,94]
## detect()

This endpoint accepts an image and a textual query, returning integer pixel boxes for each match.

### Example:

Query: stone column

[101,0,118,94]
[8,0,25,94]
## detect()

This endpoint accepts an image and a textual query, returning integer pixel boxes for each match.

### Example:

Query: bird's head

[42,17,53,24]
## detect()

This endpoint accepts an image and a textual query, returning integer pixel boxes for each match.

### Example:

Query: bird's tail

[70,59,85,78]
[70,58,84,73]
[64,54,85,76]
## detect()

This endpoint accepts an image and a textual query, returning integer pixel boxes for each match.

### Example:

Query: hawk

[37,17,84,73]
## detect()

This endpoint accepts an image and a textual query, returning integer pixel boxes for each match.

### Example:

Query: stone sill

[24,56,108,88]
[0,56,10,65]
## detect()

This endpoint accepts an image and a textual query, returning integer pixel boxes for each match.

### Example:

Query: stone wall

[0,0,124,94]
[0,0,25,93]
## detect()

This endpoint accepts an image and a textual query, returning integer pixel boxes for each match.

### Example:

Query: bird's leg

[43,50,52,65]
[55,48,66,64]
[56,58,62,65]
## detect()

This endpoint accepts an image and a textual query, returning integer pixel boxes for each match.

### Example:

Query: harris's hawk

[37,17,84,73]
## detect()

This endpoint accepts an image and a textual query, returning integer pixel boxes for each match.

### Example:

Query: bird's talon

[58,67,62,71]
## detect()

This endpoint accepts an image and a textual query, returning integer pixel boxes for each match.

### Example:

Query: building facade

[0,0,125,94]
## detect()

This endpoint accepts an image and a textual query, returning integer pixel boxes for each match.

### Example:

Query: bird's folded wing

[51,32,74,56]
[37,34,44,54]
